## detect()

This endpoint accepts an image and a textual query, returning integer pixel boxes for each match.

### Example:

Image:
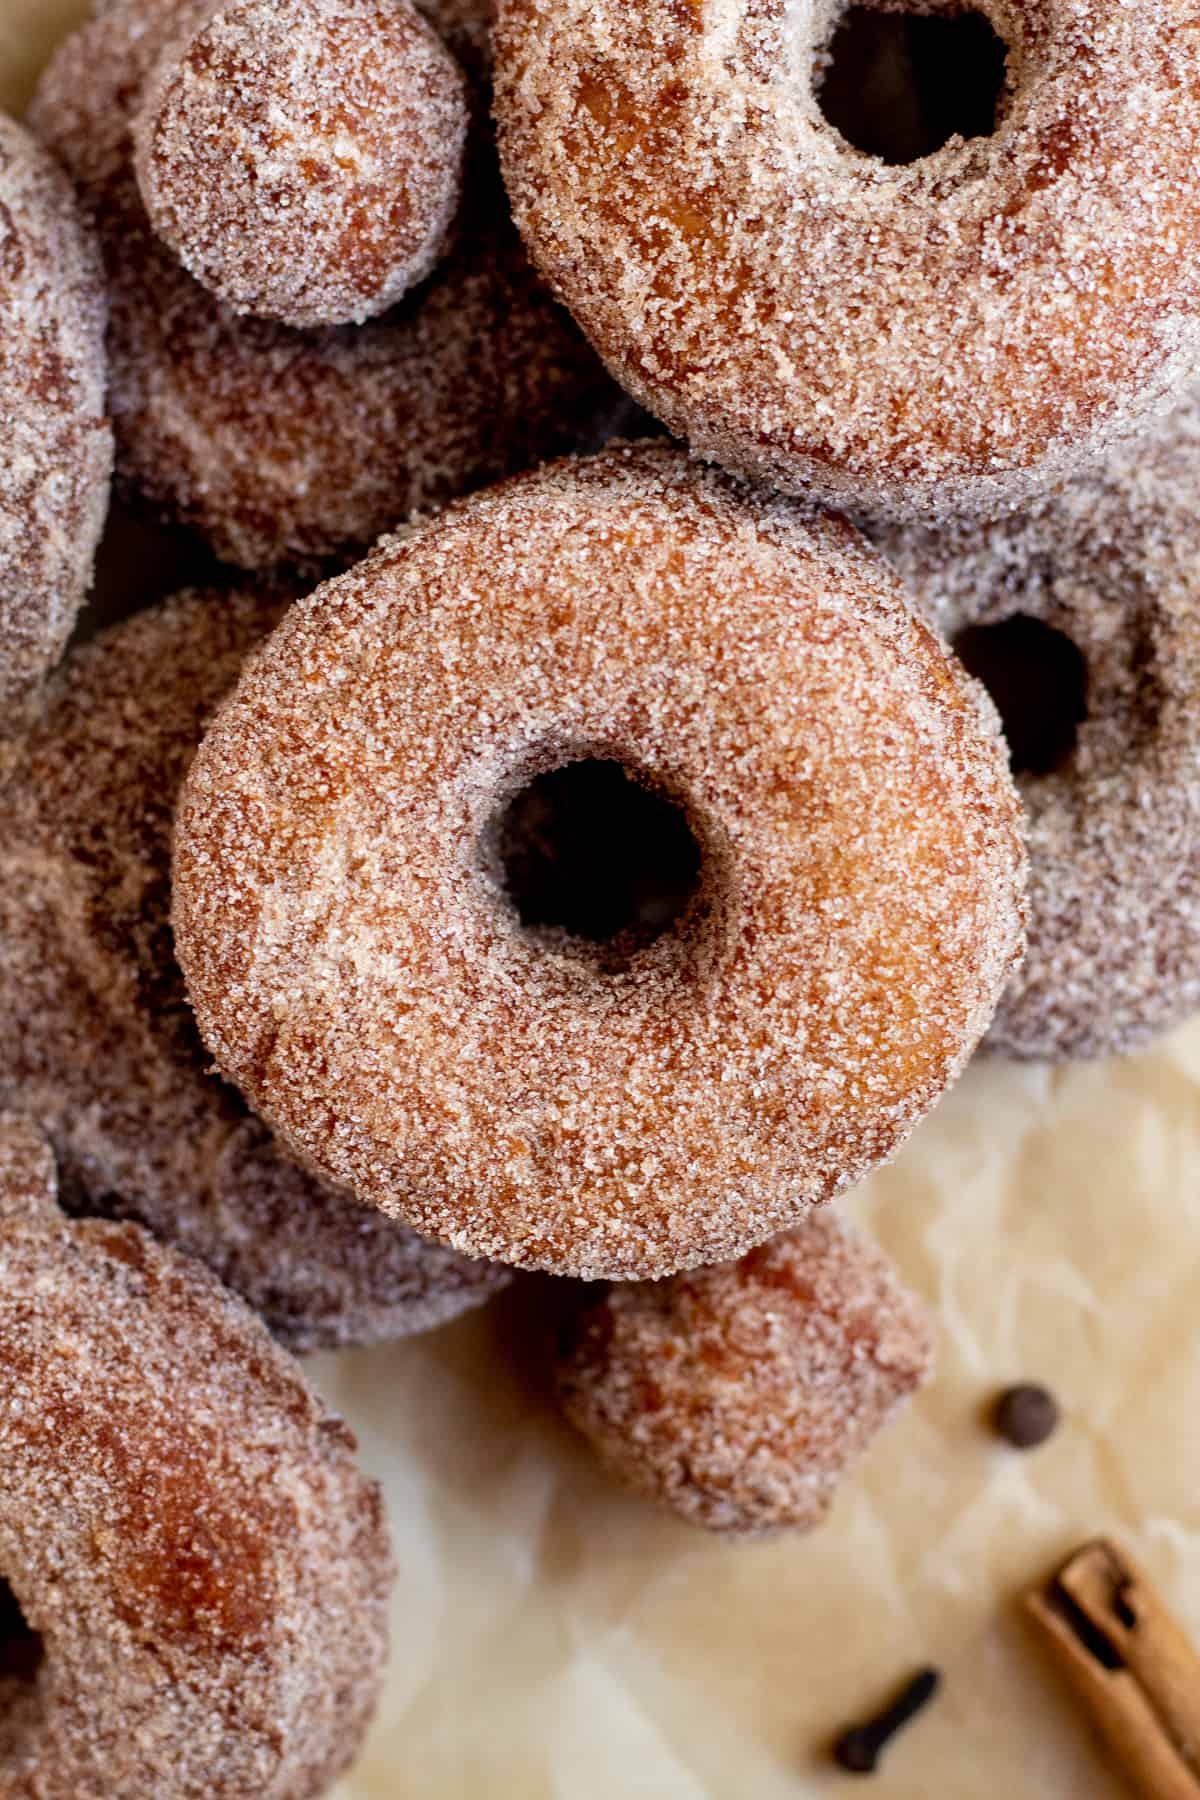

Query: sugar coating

[29,0,624,571]
[0,590,509,1350]
[878,386,1200,1062]
[134,0,469,329]
[172,442,1027,1279]
[493,0,1200,521]
[0,113,111,763]
[0,1114,392,1798]
[554,1210,934,1536]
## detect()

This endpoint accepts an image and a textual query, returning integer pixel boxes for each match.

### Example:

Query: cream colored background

[8,9,1200,1795]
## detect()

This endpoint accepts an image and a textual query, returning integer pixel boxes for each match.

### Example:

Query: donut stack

[0,0,1197,1786]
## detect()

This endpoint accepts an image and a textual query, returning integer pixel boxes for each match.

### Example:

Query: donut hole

[134,0,469,328]
[953,615,1089,778]
[0,1582,41,1686]
[817,7,1008,165]
[489,758,704,959]
[0,1578,45,1760]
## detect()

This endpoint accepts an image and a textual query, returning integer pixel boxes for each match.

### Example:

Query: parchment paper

[310,1036,1200,1799]
[6,12,1200,1796]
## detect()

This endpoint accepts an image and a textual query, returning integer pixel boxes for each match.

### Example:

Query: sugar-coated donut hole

[953,615,1089,778]
[134,0,470,329]
[489,758,705,959]
[817,5,1009,165]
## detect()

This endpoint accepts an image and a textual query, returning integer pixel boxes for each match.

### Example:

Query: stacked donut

[1,0,1199,1784]
[492,0,1200,1062]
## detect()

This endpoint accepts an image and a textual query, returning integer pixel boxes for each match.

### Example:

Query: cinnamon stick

[1025,1539,1200,1799]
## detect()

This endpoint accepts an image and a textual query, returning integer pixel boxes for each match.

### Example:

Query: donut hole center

[953,615,1089,777]
[0,1583,41,1687]
[0,1578,45,1762]
[817,7,1008,165]
[491,758,704,955]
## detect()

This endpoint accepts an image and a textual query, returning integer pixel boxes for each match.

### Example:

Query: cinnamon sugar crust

[493,0,1200,520]
[29,0,623,571]
[878,387,1200,1061]
[553,1211,935,1536]
[0,590,510,1350]
[134,0,469,329]
[172,443,1027,1279]
[0,1114,392,1798]
[0,112,110,757]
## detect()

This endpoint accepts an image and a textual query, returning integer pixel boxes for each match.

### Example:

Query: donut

[492,0,1200,520]
[0,588,510,1351]
[0,112,110,758]
[552,1211,935,1536]
[172,442,1027,1280]
[878,389,1200,1062]
[133,0,470,329]
[0,1113,391,1798]
[29,0,623,571]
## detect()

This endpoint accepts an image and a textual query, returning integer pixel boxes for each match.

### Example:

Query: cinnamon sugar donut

[29,0,621,571]
[0,1114,391,1798]
[133,0,469,329]
[0,112,110,753]
[553,1212,935,1536]
[880,389,1200,1062]
[0,589,509,1350]
[493,0,1200,520]
[172,443,1027,1279]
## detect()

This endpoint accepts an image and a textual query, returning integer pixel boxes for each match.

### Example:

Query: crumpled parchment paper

[6,11,1199,1796]
[313,1033,1200,1798]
